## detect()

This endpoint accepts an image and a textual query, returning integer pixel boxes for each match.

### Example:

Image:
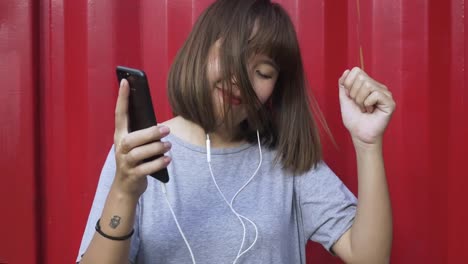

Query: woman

[77,0,394,263]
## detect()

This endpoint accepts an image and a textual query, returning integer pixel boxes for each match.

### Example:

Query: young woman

[77,0,394,263]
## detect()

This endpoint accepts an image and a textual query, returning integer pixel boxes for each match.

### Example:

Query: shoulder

[160,116,181,129]
[160,116,206,146]
[294,161,350,196]
[159,116,191,143]
[296,161,334,181]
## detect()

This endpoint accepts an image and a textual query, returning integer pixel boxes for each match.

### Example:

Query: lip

[216,87,242,106]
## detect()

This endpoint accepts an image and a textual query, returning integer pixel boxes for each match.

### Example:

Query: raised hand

[338,67,396,146]
[112,79,172,198]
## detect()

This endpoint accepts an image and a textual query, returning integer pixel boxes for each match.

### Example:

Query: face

[207,40,279,126]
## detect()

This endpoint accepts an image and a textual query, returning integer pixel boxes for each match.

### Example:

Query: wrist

[98,186,139,237]
[111,172,147,200]
[352,136,383,153]
[109,183,141,204]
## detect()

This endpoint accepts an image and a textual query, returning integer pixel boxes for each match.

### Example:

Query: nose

[216,79,242,99]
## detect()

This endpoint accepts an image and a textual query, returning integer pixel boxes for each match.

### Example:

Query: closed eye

[256,70,272,79]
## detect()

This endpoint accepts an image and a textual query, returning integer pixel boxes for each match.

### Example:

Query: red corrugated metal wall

[0,0,38,263]
[1,0,466,263]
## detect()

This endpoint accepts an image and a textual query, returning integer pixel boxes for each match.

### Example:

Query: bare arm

[333,139,392,263]
[333,67,395,263]
[80,79,171,263]
[79,187,138,264]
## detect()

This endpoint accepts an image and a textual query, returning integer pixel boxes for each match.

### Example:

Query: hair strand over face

[168,0,328,175]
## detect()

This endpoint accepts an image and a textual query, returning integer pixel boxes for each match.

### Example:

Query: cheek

[207,57,221,84]
[206,43,222,85]
[253,80,276,104]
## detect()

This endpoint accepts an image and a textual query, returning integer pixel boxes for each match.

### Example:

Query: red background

[1,0,467,263]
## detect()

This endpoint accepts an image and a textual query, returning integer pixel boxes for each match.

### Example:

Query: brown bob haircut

[168,0,324,175]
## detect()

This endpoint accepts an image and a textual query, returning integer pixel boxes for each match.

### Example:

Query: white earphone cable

[161,130,262,264]
[206,130,262,263]
[160,182,197,264]
[232,131,262,261]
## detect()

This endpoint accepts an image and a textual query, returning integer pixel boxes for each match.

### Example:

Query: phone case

[116,66,170,183]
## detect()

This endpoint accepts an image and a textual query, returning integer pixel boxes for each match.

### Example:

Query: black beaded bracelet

[95,218,134,241]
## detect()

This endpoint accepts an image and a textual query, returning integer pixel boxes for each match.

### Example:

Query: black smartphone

[116,66,169,183]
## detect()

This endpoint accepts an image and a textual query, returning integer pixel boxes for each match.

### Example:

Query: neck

[164,116,247,149]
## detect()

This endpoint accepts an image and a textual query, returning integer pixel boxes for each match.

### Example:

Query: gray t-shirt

[77,133,357,263]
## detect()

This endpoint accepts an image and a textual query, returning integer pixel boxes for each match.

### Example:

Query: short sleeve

[76,146,141,263]
[296,161,357,252]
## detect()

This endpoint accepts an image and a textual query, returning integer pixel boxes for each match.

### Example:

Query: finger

[115,79,130,136]
[125,141,172,167]
[339,82,366,113]
[380,84,389,91]
[343,67,366,89]
[382,89,392,98]
[366,105,375,113]
[131,155,172,178]
[347,78,366,112]
[338,69,351,85]
[369,82,390,113]
[349,73,366,100]
[355,81,374,108]
[363,90,396,114]
[339,79,348,100]
[118,125,170,154]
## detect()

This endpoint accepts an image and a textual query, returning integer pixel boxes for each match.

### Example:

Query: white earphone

[160,130,263,264]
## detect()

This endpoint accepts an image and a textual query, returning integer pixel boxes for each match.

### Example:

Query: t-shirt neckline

[165,133,254,155]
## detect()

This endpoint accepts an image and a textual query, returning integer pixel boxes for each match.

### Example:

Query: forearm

[350,138,392,263]
[80,184,138,264]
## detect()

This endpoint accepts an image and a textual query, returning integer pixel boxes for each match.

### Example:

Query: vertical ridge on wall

[85,0,116,220]
[0,0,38,263]
[140,0,171,120]
[323,0,352,189]
[448,0,467,261]
[33,0,42,262]
[167,0,193,71]
[114,1,142,68]
[64,0,90,260]
[39,1,67,263]
[426,0,450,261]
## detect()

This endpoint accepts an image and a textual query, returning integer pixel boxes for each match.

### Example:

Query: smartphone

[116,66,169,183]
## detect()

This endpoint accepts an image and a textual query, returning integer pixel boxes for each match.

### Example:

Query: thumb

[339,82,351,105]
[115,79,130,136]
[338,74,357,111]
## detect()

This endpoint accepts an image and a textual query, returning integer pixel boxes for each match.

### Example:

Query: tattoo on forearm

[109,215,121,229]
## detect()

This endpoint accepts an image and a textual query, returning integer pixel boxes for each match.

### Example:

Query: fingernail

[120,79,125,87]
[163,142,172,149]
[164,156,172,163]
[159,126,169,134]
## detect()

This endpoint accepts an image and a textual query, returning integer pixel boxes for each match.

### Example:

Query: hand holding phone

[115,66,170,183]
